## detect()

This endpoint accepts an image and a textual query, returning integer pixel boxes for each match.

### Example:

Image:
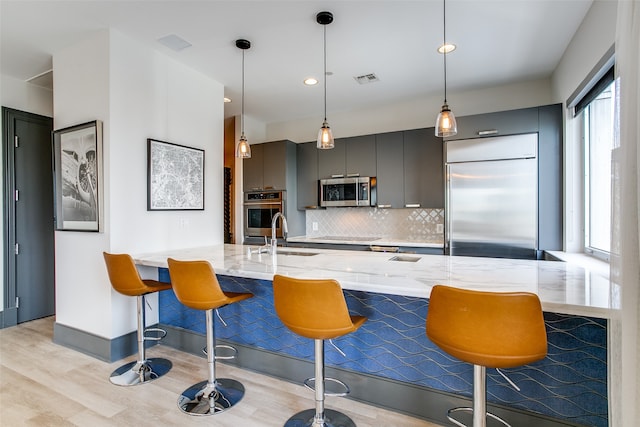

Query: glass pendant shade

[317,120,334,149]
[435,103,457,137]
[236,134,251,158]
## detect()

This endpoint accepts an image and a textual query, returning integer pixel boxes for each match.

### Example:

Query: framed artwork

[53,120,103,232]
[147,138,205,210]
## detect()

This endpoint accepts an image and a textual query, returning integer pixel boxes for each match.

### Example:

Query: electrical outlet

[436,224,444,234]
[312,222,318,231]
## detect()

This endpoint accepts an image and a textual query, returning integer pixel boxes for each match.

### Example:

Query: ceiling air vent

[354,73,380,84]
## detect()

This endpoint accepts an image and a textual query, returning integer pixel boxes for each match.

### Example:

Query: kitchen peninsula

[134,244,612,427]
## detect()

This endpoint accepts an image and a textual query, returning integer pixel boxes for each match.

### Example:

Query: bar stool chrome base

[447,407,511,427]
[284,408,356,427]
[109,357,172,386]
[177,378,245,416]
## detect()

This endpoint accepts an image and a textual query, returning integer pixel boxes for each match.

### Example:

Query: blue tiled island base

[158,271,607,427]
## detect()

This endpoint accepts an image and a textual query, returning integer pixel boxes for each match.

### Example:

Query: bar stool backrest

[103,252,152,297]
[167,258,232,310]
[426,285,547,368]
[273,274,359,340]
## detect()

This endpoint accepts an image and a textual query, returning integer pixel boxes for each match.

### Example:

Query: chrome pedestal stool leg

[177,308,245,415]
[447,366,511,427]
[110,294,172,386]
[285,339,356,427]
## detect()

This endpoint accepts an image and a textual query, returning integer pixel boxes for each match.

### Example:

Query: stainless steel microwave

[319,177,376,207]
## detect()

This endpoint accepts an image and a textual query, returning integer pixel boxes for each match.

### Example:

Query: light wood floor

[0,316,441,426]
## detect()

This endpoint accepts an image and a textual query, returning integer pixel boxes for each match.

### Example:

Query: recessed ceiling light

[224,97,232,103]
[304,77,318,86]
[438,43,456,54]
[157,34,192,52]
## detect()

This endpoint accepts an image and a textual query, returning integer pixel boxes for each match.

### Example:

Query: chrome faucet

[271,212,288,254]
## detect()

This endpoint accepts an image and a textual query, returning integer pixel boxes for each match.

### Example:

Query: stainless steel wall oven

[244,190,285,238]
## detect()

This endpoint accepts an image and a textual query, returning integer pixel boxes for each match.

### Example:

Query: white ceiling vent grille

[354,73,380,84]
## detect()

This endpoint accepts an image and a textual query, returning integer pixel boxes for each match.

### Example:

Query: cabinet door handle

[405,203,420,208]
[478,129,498,136]
[346,173,360,177]
[331,174,345,178]
[377,204,392,208]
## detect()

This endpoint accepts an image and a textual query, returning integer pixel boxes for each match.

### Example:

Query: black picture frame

[147,138,205,211]
[53,120,103,232]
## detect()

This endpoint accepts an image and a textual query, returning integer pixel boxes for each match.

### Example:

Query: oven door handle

[244,202,283,206]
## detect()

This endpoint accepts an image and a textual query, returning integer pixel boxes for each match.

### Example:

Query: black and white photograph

[53,120,103,231]
[147,139,205,211]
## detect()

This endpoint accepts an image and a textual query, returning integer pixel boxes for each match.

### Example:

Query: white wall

[266,78,553,143]
[0,75,54,314]
[551,0,618,252]
[53,29,224,339]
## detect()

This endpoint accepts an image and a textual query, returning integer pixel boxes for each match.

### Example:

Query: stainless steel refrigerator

[445,133,539,259]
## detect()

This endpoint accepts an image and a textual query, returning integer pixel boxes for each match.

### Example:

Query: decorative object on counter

[435,0,457,137]
[273,274,367,427]
[167,258,254,415]
[102,252,172,386]
[53,120,103,231]
[147,138,204,210]
[316,11,335,150]
[235,38,252,158]
[426,285,547,427]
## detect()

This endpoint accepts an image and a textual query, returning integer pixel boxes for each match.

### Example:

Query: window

[582,78,617,260]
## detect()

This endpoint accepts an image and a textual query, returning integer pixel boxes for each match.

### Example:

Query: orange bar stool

[103,252,173,386]
[426,285,548,427]
[273,274,367,427]
[167,258,253,416]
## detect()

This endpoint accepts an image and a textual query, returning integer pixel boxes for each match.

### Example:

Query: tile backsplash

[304,207,444,242]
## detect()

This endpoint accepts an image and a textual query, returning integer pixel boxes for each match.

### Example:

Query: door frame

[1,107,54,328]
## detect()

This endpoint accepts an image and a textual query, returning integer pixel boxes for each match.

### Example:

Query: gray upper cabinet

[445,106,539,141]
[317,139,345,178]
[243,143,264,191]
[404,128,444,208]
[345,135,376,177]
[317,135,376,179]
[375,132,404,208]
[242,140,293,191]
[296,141,319,209]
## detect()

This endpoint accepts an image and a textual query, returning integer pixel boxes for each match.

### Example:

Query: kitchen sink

[277,250,319,256]
[388,255,421,262]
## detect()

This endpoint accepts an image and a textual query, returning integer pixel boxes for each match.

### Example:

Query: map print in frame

[147,139,205,210]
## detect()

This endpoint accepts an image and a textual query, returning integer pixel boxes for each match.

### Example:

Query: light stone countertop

[286,235,444,248]
[133,244,616,319]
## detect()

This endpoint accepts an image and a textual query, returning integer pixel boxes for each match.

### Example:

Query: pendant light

[236,39,252,158]
[316,11,334,149]
[435,0,457,137]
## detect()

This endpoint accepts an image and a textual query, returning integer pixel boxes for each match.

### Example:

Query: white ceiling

[1,0,593,126]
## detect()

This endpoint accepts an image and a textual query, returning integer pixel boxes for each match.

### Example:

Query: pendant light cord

[323,24,328,121]
[241,49,245,134]
[443,0,448,104]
